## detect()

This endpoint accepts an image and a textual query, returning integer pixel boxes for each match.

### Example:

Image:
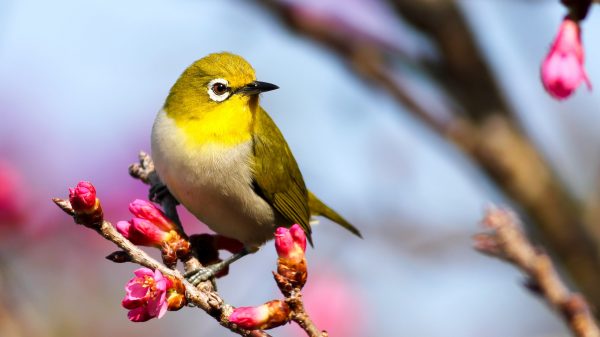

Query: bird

[151,52,361,283]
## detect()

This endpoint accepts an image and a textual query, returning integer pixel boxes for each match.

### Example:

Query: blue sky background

[1,0,599,336]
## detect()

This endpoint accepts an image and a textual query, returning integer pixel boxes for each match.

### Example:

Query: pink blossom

[229,300,290,330]
[128,199,173,232]
[291,270,366,337]
[0,161,25,225]
[122,268,168,322]
[541,18,591,99]
[68,181,97,212]
[274,224,306,262]
[116,218,168,247]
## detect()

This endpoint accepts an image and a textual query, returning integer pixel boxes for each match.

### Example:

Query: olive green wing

[251,107,313,245]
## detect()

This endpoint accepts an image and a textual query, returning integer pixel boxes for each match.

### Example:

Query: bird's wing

[251,107,313,244]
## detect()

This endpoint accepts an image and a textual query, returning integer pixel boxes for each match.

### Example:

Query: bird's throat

[170,97,256,149]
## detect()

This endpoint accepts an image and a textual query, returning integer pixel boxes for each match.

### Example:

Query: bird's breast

[151,110,276,248]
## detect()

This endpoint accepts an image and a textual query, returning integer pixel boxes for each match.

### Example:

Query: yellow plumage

[151,52,361,253]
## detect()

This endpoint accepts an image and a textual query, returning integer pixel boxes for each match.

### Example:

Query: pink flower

[292,270,366,337]
[69,181,97,213]
[0,161,26,225]
[274,224,306,262]
[128,199,173,232]
[541,18,591,99]
[116,218,169,247]
[122,268,168,322]
[228,300,290,330]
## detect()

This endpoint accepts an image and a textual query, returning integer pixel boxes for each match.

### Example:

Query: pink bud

[122,268,168,322]
[128,199,173,232]
[229,300,290,330]
[68,181,97,212]
[275,224,306,261]
[116,220,132,238]
[116,218,168,247]
[541,18,591,100]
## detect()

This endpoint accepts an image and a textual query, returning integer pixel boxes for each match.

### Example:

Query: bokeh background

[1,0,600,336]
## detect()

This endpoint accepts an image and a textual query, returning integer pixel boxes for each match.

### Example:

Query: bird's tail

[308,191,362,238]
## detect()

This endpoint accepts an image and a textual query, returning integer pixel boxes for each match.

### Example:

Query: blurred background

[1,0,600,336]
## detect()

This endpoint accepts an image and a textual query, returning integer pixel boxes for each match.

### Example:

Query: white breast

[150,110,276,249]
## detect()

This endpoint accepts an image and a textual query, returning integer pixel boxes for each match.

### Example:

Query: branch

[54,154,326,336]
[287,289,327,337]
[251,0,600,314]
[474,207,600,337]
[52,197,271,337]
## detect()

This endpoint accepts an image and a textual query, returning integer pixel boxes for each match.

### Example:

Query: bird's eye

[212,82,228,95]
[207,78,231,102]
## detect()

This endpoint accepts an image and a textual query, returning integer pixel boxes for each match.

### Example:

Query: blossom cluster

[117,199,190,268]
[66,181,312,328]
[227,224,308,330]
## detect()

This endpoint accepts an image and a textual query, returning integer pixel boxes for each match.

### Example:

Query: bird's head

[164,52,278,121]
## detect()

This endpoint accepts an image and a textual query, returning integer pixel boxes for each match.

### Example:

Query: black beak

[239,81,279,95]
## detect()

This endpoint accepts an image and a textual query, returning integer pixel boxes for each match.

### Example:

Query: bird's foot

[185,264,224,286]
[185,248,250,286]
[149,182,177,205]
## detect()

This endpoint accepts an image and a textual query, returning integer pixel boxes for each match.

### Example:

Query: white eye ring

[207,78,231,102]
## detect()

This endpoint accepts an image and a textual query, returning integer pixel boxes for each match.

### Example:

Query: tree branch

[53,197,271,337]
[474,207,600,337]
[251,0,600,314]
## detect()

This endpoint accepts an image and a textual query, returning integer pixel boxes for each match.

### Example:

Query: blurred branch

[474,207,600,337]
[252,0,600,314]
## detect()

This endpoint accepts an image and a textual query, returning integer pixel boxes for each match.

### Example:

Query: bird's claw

[185,265,220,286]
[149,183,175,204]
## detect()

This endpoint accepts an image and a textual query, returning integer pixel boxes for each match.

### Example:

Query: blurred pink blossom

[0,161,26,225]
[291,270,366,337]
[122,268,168,322]
[541,18,591,99]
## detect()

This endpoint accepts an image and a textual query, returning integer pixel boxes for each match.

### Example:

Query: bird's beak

[238,81,279,95]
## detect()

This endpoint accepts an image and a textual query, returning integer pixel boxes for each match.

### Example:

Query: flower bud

[128,199,173,232]
[275,224,306,263]
[541,18,591,99]
[118,199,191,267]
[116,219,168,247]
[274,224,308,291]
[67,181,103,226]
[69,181,97,213]
[228,300,290,330]
[165,275,186,311]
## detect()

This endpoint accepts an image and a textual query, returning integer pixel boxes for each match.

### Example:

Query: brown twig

[52,198,271,337]
[474,207,600,337]
[286,289,327,337]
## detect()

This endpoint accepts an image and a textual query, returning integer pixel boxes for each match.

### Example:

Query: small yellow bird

[151,52,360,282]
